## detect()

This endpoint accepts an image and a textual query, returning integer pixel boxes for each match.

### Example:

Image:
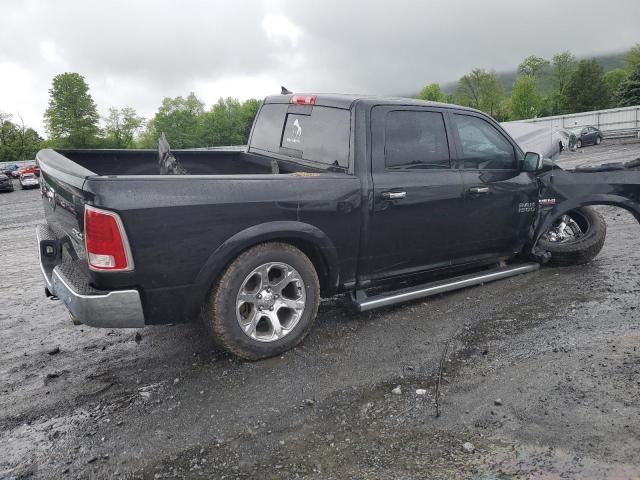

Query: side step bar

[353,263,540,312]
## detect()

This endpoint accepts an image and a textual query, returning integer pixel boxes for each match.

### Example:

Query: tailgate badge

[71,228,84,241]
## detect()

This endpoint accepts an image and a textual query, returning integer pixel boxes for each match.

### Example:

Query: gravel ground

[1,140,640,479]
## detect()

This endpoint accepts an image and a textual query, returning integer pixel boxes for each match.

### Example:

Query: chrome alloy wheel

[542,213,587,243]
[236,262,306,342]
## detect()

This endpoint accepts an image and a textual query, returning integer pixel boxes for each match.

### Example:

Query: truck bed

[54,148,308,176]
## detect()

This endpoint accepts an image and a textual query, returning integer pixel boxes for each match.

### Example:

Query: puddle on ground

[474,443,640,479]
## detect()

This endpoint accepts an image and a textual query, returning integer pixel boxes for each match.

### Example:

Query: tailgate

[37,149,95,260]
[35,149,145,327]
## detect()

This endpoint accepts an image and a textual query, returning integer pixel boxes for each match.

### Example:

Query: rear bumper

[37,224,145,328]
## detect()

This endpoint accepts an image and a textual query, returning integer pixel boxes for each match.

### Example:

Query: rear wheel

[202,242,320,360]
[538,207,606,266]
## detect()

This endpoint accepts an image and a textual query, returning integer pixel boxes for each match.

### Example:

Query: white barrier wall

[512,105,640,138]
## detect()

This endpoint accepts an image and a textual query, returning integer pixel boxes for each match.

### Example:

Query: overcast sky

[0,0,638,135]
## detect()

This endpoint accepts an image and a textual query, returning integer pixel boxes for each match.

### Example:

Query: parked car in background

[19,172,39,189]
[0,173,14,192]
[15,165,40,178]
[570,126,603,148]
[1,164,20,177]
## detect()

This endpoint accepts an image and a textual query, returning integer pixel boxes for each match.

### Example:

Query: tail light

[84,205,134,271]
[290,94,316,105]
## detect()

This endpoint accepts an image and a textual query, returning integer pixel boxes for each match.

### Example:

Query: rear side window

[250,103,350,169]
[452,114,516,170]
[384,111,450,169]
[250,103,288,153]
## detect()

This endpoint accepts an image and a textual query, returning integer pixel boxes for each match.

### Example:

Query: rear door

[362,106,465,282]
[449,111,538,262]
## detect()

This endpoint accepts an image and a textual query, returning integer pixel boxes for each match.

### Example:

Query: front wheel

[576,139,582,148]
[538,207,606,266]
[202,242,320,360]
[596,136,602,145]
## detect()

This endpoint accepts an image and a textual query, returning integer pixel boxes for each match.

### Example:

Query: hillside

[439,51,627,94]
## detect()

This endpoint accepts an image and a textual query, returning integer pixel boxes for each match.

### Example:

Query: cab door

[448,111,538,262]
[361,106,465,283]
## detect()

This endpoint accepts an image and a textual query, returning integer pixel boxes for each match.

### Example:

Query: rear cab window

[249,103,351,171]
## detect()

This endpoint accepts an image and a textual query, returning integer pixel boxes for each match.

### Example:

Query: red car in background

[13,165,40,178]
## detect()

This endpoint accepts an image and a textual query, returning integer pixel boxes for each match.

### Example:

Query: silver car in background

[19,173,39,189]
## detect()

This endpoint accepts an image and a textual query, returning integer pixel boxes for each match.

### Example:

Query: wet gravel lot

[1,140,640,479]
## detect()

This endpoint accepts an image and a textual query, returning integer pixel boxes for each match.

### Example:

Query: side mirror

[522,152,544,172]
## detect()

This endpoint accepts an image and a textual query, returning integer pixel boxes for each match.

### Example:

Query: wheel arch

[189,221,340,319]
[534,195,640,245]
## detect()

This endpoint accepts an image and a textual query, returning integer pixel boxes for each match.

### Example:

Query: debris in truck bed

[158,133,188,175]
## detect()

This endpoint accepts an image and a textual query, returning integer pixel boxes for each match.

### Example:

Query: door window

[384,111,450,169]
[452,114,517,170]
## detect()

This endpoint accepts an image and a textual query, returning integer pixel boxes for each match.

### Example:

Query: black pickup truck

[36,93,640,359]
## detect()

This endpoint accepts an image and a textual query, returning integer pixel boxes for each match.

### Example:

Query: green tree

[44,72,99,147]
[0,118,18,161]
[199,98,261,147]
[103,107,145,148]
[625,44,640,72]
[517,55,550,80]
[510,76,541,120]
[239,98,261,140]
[148,92,204,148]
[603,68,628,106]
[552,52,577,93]
[418,83,447,102]
[456,69,506,119]
[0,114,43,161]
[617,66,640,107]
[200,98,244,146]
[545,52,578,114]
[561,59,609,113]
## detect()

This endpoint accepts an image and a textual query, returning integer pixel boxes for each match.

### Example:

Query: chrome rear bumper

[37,224,145,328]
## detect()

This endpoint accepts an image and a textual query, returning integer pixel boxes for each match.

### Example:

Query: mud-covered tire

[202,242,320,360]
[538,207,606,266]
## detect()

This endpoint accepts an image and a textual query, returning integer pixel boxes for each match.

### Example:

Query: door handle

[381,191,406,200]
[468,187,490,194]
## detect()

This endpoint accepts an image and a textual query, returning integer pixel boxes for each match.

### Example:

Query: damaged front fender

[533,165,640,246]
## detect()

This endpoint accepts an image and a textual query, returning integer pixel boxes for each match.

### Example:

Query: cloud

[0,0,638,136]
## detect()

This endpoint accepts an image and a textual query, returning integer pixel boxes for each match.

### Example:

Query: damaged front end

[531,158,640,257]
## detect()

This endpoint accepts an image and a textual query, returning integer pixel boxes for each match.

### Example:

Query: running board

[353,263,540,312]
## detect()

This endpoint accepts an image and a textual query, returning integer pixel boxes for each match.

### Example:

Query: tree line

[0,72,261,160]
[418,44,640,121]
[1,45,639,161]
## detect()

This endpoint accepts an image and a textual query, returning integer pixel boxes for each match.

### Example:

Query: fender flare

[189,221,340,318]
[533,193,640,245]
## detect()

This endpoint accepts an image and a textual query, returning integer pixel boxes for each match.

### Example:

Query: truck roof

[264,93,478,112]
